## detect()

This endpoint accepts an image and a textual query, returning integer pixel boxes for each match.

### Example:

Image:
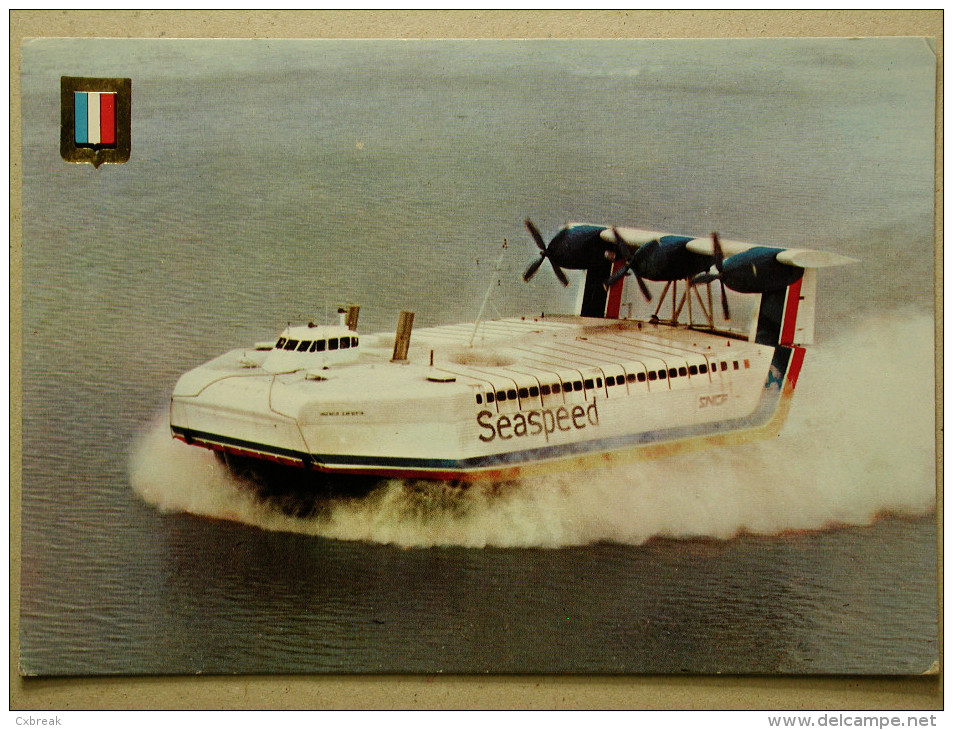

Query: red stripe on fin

[779,276,803,345]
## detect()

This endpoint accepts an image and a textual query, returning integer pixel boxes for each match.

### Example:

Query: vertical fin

[786,268,816,346]
[579,259,613,318]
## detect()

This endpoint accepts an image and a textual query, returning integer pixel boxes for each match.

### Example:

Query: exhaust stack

[391,311,414,362]
[345,304,360,331]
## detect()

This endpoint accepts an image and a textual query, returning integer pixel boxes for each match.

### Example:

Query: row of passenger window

[474,358,750,405]
[275,336,359,353]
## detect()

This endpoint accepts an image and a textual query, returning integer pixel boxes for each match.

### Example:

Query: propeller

[602,228,653,301]
[523,219,569,287]
[691,232,731,320]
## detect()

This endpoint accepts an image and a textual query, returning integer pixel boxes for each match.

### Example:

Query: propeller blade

[711,232,725,273]
[551,262,570,287]
[628,238,655,301]
[719,280,730,321]
[635,273,652,302]
[603,263,631,291]
[525,219,547,252]
[610,227,630,259]
[523,255,545,283]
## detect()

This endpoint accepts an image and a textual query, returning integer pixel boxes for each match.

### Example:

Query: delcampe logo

[60,77,131,168]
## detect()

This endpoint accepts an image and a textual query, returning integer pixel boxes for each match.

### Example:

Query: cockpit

[262,323,361,373]
[274,334,360,353]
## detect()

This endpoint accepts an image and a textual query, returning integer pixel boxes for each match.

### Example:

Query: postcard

[17,36,937,680]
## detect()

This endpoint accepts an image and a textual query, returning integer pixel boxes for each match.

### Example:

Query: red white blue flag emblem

[61,77,131,167]
[73,91,117,147]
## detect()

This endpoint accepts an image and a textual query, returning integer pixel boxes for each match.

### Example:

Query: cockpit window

[297,340,310,352]
[276,338,287,349]
[351,337,359,347]
[284,339,299,351]
[328,338,339,351]
[340,337,350,349]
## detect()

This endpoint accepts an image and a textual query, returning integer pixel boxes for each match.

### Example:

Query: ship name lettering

[477,402,599,443]
[698,394,728,409]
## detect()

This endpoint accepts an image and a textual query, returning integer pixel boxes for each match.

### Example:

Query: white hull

[171,315,805,481]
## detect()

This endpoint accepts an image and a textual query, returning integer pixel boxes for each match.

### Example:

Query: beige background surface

[9,9,942,711]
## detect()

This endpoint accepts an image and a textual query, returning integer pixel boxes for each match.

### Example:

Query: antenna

[469,239,508,347]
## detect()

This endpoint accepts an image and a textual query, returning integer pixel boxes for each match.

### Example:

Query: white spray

[129,313,936,548]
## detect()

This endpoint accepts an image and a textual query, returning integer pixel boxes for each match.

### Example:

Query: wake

[129,312,936,548]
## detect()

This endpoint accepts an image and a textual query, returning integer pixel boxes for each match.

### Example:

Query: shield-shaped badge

[60,77,131,167]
